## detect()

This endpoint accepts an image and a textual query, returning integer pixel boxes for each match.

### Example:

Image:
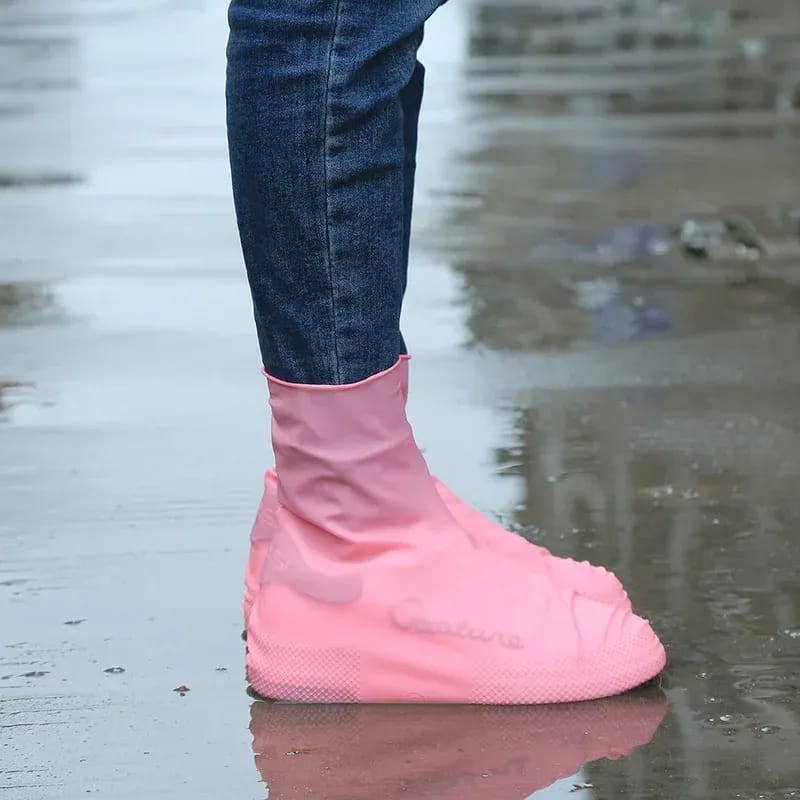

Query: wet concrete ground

[1,0,800,798]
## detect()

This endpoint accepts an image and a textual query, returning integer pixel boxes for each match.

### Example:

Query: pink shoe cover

[250,693,668,799]
[243,356,627,624]
[244,473,627,623]
[246,359,665,703]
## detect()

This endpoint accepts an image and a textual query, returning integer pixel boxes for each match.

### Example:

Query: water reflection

[251,693,667,799]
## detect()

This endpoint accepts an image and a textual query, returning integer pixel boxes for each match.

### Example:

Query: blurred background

[1,1,799,798]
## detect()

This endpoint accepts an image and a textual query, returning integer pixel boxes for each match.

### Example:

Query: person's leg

[228,1,665,705]
[229,5,627,619]
[230,6,627,636]
[227,1,438,384]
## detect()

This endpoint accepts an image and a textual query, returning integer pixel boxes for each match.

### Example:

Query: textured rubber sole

[246,609,666,705]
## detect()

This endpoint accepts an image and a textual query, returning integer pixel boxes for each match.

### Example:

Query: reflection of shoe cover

[243,357,626,623]
[246,359,665,704]
[249,692,668,799]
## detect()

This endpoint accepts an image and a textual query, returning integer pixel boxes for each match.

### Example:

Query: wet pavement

[1,0,800,798]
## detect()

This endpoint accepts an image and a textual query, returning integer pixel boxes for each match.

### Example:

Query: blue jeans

[226,0,440,384]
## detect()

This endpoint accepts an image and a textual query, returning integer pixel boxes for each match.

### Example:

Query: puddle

[414,1,800,796]
[429,0,800,360]
[1,0,798,798]
[487,384,800,795]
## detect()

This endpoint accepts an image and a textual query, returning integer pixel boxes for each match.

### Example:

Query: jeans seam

[322,0,345,384]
